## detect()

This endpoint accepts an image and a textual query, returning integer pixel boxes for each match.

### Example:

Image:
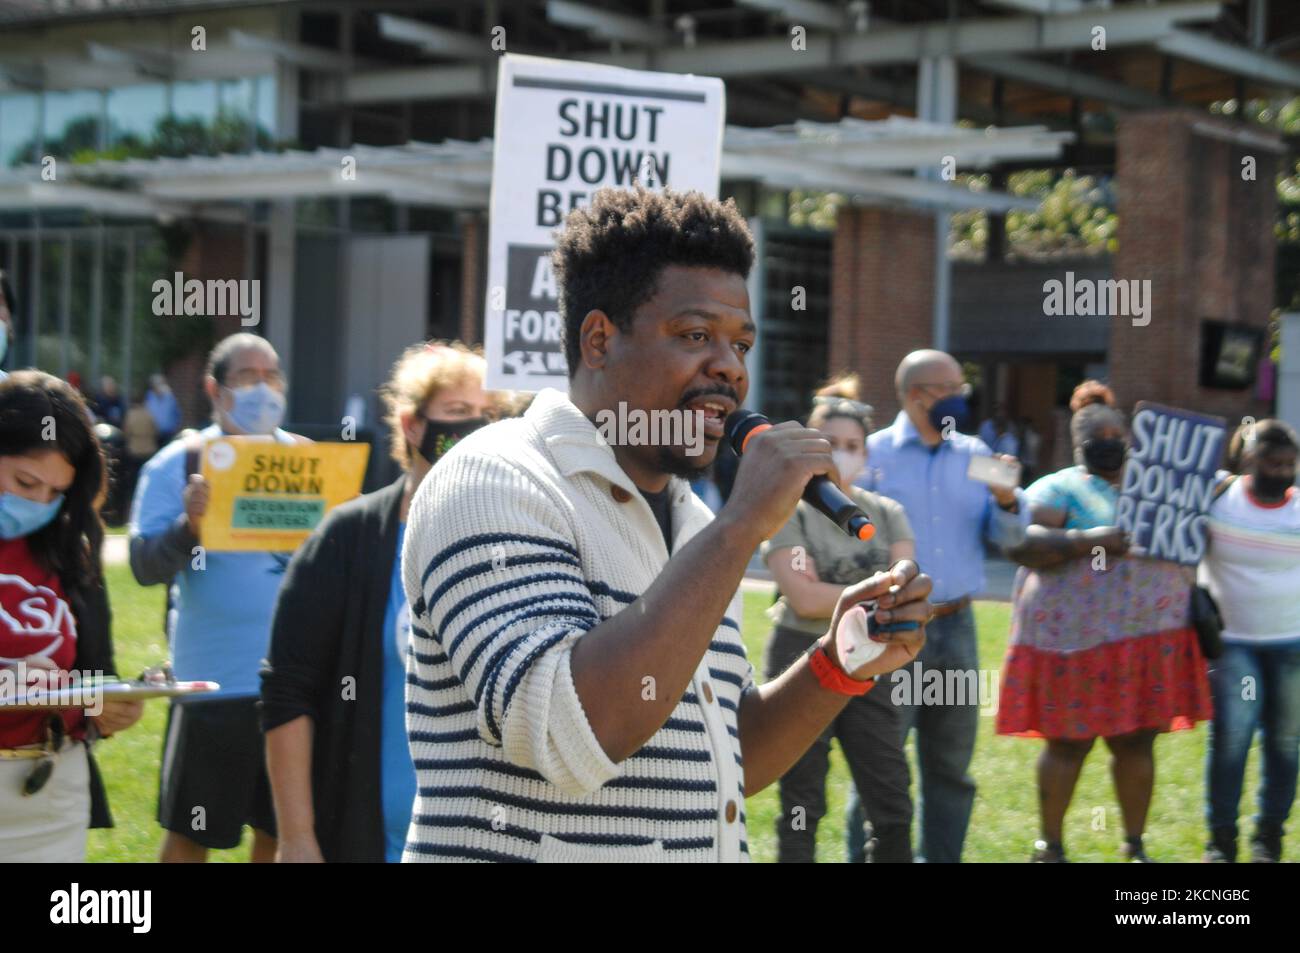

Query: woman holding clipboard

[0,371,142,861]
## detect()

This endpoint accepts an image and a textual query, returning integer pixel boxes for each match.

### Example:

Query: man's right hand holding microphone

[718,419,931,685]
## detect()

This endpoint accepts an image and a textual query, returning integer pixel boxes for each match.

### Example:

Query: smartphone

[863,595,921,636]
[967,454,1022,491]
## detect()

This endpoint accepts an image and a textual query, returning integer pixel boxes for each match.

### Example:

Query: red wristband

[809,643,875,696]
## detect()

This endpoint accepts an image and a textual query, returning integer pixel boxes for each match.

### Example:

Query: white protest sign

[484,53,725,391]
[1115,401,1227,565]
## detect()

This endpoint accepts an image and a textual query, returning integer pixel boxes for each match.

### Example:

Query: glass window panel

[131,233,180,384]
[219,78,255,118]
[68,237,93,386]
[35,236,63,374]
[43,90,103,157]
[215,78,257,153]
[255,74,277,145]
[171,80,217,123]
[0,93,39,167]
[107,84,167,151]
[101,238,126,388]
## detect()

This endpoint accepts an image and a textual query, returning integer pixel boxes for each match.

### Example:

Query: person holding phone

[848,349,1029,864]
[762,375,916,862]
[998,381,1211,862]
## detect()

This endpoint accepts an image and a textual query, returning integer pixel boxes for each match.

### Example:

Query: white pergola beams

[1158,29,1300,90]
[0,181,189,219]
[544,1,673,46]
[346,63,494,104]
[981,0,1087,13]
[583,2,1221,77]
[736,0,850,32]
[85,41,174,80]
[720,151,1041,213]
[726,118,1074,172]
[0,113,1066,218]
[334,2,1221,105]
[965,54,1170,110]
[375,14,493,60]
[228,29,354,73]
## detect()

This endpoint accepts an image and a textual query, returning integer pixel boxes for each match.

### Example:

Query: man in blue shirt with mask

[130,332,305,862]
[851,349,1030,863]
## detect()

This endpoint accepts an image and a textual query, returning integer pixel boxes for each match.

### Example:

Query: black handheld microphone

[725,409,875,542]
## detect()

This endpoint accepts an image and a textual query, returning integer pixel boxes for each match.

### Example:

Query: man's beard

[656,445,714,480]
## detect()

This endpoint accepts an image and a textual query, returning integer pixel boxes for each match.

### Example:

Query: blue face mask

[224,382,286,436]
[0,491,64,540]
[927,394,971,436]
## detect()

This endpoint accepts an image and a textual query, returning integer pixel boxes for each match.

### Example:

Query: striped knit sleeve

[401,446,620,797]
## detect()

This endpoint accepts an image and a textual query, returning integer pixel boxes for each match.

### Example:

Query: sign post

[483,53,725,391]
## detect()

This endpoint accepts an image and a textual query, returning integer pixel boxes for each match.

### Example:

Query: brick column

[168,222,249,427]
[1111,110,1279,424]
[829,206,936,424]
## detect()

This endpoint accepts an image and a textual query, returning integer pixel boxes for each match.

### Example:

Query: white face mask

[832,450,866,483]
[223,381,286,435]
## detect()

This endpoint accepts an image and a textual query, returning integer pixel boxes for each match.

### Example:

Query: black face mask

[1082,437,1127,474]
[1252,472,1296,499]
[416,417,488,465]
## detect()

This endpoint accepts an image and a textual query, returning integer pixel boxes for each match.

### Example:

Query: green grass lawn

[86,565,250,863]
[740,594,1285,864]
[87,573,1285,863]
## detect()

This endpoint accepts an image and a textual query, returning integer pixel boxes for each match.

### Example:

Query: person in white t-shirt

[1199,418,1300,863]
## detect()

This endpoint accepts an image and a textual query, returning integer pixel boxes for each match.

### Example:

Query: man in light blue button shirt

[850,350,1030,863]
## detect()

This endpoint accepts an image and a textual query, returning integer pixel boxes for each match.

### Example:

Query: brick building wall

[828,206,936,424]
[164,222,249,429]
[1110,110,1279,430]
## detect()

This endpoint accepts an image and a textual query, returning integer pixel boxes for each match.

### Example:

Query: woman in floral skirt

[997,381,1212,862]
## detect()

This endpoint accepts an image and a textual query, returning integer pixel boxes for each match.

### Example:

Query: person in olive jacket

[261,342,506,862]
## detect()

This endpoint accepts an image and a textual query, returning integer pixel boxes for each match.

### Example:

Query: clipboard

[1,679,220,711]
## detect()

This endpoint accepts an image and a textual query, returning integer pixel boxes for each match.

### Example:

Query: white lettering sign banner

[484,53,725,391]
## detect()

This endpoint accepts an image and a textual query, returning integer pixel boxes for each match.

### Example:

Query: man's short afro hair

[553,186,754,376]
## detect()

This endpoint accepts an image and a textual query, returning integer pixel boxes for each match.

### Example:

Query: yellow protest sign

[198,437,370,552]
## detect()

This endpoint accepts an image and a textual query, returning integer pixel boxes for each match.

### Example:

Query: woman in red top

[0,370,142,861]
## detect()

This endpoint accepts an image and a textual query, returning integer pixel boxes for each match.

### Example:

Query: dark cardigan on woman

[259,477,405,863]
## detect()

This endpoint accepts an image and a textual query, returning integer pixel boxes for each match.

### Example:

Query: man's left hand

[825,560,931,681]
[990,454,1020,508]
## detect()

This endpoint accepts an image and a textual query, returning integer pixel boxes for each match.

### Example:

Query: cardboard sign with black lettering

[484,53,725,391]
[199,438,370,552]
[1114,402,1228,565]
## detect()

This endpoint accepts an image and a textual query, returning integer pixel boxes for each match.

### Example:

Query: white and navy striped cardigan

[401,388,751,862]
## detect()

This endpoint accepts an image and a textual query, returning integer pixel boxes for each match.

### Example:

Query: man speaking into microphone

[401,187,931,862]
